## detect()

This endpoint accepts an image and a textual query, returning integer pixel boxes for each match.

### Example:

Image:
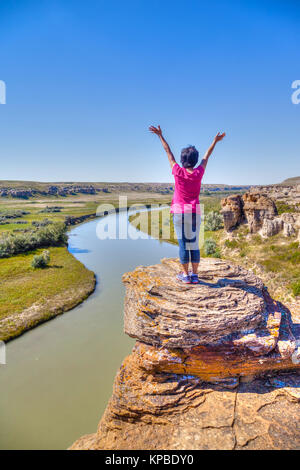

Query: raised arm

[200,132,226,172]
[149,125,176,169]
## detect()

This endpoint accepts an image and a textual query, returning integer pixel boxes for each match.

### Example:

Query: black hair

[180,146,199,168]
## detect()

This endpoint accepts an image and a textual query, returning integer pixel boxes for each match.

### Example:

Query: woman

[149,125,225,284]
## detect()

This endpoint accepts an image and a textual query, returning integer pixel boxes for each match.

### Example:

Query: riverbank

[0,195,172,342]
[0,206,145,342]
[0,209,179,450]
[0,199,100,342]
[0,246,96,342]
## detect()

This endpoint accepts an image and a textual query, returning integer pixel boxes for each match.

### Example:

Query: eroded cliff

[221,192,300,239]
[70,258,300,450]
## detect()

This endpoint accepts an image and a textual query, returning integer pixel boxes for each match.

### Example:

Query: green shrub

[204,238,220,256]
[0,222,67,258]
[291,281,300,297]
[201,196,222,213]
[204,211,224,231]
[32,218,53,227]
[264,242,300,264]
[31,250,50,269]
[261,259,282,273]
[0,209,30,224]
[224,239,239,249]
[0,209,30,219]
[252,234,263,244]
[276,202,296,215]
[39,206,62,213]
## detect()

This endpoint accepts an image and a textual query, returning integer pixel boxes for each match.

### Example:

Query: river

[0,208,177,450]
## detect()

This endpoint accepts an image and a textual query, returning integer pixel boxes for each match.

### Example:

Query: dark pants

[173,213,201,264]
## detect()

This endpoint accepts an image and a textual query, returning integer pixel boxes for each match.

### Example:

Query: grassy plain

[0,191,173,341]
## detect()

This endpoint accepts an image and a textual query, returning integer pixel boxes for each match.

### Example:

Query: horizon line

[0,179,285,186]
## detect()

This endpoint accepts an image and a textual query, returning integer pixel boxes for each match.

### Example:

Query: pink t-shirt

[170,163,205,214]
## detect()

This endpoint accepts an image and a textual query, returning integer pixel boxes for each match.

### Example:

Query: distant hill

[281,176,300,186]
[0,180,250,199]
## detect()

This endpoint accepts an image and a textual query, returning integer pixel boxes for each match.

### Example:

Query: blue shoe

[190,273,199,284]
[177,272,191,284]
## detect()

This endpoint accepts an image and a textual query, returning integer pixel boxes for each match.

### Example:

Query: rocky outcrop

[221,192,278,233]
[0,185,99,198]
[281,213,300,237]
[124,259,281,352]
[220,195,244,231]
[70,258,300,450]
[259,213,300,238]
[221,192,300,238]
[260,217,283,237]
[70,363,300,450]
[250,184,300,207]
[242,193,278,233]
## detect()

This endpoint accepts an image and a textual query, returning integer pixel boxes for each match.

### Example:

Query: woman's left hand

[149,125,163,137]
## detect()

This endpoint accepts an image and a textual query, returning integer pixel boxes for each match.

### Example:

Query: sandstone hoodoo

[242,193,278,233]
[71,258,300,450]
[221,192,278,233]
[220,194,245,232]
[221,191,300,239]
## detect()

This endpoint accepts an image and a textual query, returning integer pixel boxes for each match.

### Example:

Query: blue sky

[0,0,299,184]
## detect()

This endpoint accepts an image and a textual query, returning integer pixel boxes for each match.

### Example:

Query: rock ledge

[70,258,300,450]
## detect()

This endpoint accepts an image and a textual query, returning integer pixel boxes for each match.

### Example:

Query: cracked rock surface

[70,258,300,450]
[70,361,300,450]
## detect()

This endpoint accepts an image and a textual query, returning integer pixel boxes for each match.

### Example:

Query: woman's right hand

[214,132,226,143]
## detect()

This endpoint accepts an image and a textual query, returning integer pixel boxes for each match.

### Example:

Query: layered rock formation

[221,192,300,239]
[0,185,98,198]
[242,193,278,233]
[250,184,300,207]
[221,193,278,233]
[0,183,173,199]
[220,195,245,232]
[71,258,300,450]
